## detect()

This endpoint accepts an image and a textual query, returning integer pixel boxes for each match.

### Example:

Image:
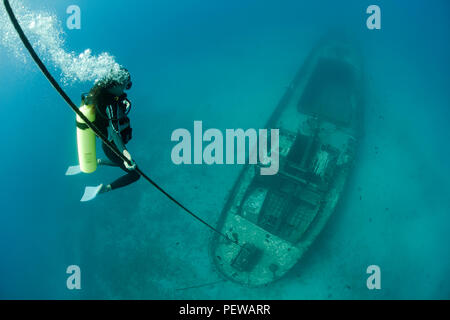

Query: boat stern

[212,214,303,287]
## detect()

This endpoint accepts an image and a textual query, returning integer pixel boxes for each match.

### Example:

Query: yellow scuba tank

[76,104,97,173]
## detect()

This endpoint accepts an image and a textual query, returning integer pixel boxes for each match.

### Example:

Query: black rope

[3,0,240,248]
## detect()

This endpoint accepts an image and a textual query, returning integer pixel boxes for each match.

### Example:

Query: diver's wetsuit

[101,142,140,190]
[94,92,140,190]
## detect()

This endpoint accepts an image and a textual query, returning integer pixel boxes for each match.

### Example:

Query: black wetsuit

[101,142,140,190]
[95,93,140,190]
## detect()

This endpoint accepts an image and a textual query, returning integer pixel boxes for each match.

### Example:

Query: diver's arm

[106,104,136,169]
[108,128,136,170]
[108,127,127,153]
[105,104,125,151]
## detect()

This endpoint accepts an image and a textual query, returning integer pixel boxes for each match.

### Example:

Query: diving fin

[80,184,104,202]
[66,165,82,176]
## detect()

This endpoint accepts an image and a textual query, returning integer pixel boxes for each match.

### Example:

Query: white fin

[66,165,82,176]
[80,185,103,202]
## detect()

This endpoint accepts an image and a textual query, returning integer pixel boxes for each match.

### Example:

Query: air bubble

[0,0,128,85]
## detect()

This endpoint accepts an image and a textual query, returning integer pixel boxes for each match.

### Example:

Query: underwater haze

[0,0,449,299]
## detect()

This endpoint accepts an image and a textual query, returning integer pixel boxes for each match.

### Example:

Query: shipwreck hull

[211,36,364,287]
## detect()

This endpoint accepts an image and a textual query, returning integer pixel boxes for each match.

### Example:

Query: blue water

[0,0,449,299]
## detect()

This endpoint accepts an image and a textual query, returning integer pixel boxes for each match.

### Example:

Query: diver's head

[105,67,132,95]
[86,67,132,106]
[93,67,132,94]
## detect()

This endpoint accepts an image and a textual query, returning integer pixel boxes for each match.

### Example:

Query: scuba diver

[66,69,140,202]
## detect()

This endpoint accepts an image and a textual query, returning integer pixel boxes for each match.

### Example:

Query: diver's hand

[123,150,137,170]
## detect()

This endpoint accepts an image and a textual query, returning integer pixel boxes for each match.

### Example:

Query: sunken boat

[210,36,364,286]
